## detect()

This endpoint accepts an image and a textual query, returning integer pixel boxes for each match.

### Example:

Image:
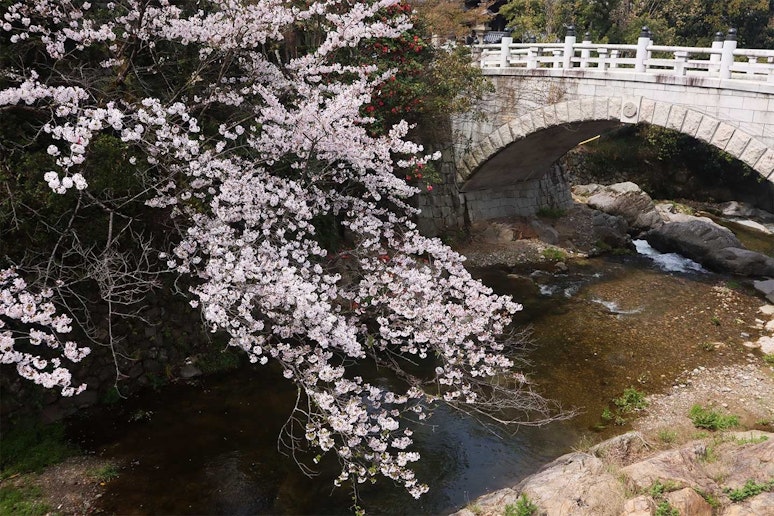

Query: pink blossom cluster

[1,0,527,499]
[0,269,90,396]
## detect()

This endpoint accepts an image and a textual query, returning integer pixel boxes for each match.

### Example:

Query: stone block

[665,105,687,131]
[488,128,504,150]
[480,138,495,160]
[470,146,485,167]
[742,96,770,111]
[518,113,535,134]
[508,119,527,141]
[496,124,512,147]
[542,104,558,127]
[740,139,768,168]
[652,102,671,126]
[710,123,736,150]
[555,101,570,123]
[681,110,703,137]
[567,100,583,122]
[755,148,774,178]
[639,98,656,123]
[530,110,547,132]
[724,131,751,158]
[580,98,596,120]
[695,116,720,143]
[593,98,609,120]
[608,98,622,120]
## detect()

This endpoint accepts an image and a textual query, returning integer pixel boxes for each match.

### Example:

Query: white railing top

[476,31,774,84]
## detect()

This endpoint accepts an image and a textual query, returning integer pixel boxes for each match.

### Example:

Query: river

[68,238,767,515]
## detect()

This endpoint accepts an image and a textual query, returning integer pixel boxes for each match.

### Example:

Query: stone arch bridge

[416,32,774,233]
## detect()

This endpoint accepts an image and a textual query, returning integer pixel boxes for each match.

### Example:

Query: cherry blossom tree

[1,0,560,501]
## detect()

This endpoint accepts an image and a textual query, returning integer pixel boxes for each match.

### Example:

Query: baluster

[597,48,608,70]
[673,50,688,76]
[747,56,758,77]
[552,49,562,69]
[610,49,619,69]
[526,45,538,69]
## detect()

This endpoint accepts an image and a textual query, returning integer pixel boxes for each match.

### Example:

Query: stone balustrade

[478,28,774,83]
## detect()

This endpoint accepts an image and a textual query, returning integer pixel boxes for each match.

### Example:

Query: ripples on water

[76,240,764,515]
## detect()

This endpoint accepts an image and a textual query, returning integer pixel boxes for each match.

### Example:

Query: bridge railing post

[720,28,737,79]
[709,31,723,74]
[499,36,513,68]
[635,26,649,72]
[673,50,688,76]
[563,26,576,69]
[580,32,591,68]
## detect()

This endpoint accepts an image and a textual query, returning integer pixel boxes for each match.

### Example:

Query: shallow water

[72,245,765,514]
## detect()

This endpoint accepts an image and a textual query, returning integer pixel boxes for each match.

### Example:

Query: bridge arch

[457,97,774,188]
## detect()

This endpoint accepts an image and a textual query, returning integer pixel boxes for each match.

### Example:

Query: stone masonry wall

[463,164,573,221]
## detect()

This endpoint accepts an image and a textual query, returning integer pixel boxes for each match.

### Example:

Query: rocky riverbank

[452,186,774,516]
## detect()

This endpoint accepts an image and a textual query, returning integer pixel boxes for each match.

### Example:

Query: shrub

[725,479,774,502]
[614,387,648,413]
[689,405,739,431]
[504,494,538,516]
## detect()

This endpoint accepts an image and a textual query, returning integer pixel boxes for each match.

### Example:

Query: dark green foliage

[0,486,50,516]
[0,419,76,478]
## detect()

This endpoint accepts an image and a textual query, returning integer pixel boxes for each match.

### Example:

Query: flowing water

[70,241,767,515]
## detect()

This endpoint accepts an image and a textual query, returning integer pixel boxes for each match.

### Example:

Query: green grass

[648,479,681,498]
[504,494,538,516]
[613,387,648,413]
[0,486,50,516]
[764,354,774,366]
[689,405,739,431]
[89,464,120,482]
[0,420,76,479]
[657,429,677,444]
[541,247,567,261]
[724,479,774,502]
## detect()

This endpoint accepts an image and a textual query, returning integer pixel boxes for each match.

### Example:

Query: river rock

[621,495,654,516]
[664,487,712,516]
[619,443,715,494]
[644,219,774,275]
[586,182,663,232]
[707,247,774,276]
[721,492,774,515]
[451,452,624,516]
[591,211,631,249]
[531,219,559,245]
[720,200,774,222]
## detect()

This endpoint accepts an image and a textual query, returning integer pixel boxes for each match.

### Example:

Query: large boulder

[644,219,774,275]
[592,211,631,250]
[708,247,774,277]
[586,182,663,232]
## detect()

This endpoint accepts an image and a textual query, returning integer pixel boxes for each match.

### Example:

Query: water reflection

[76,246,763,514]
